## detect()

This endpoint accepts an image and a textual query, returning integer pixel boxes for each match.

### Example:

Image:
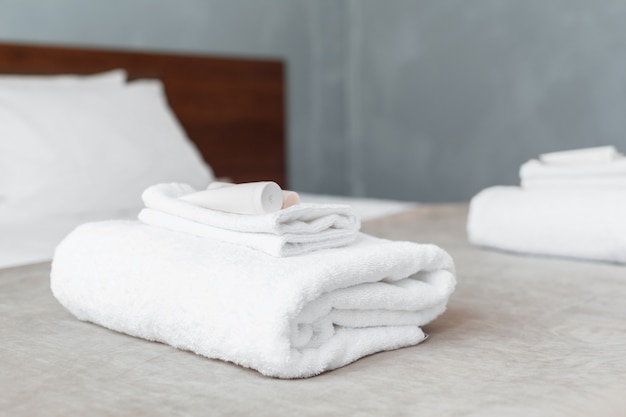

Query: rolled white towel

[139,183,360,257]
[202,181,301,210]
[180,181,284,215]
[51,221,456,378]
[467,186,626,263]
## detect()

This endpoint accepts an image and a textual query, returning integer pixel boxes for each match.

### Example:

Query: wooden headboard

[0,42,286,187]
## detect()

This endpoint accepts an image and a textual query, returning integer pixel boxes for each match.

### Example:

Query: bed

[0,42,415,268]
[1,42,625,416]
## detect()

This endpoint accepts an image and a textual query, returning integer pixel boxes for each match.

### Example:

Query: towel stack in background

[468,146,626,264]
[520,146,626,189]
[51,181,456,378]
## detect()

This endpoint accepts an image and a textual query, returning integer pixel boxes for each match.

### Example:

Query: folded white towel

[538,146,623,165]
[51,221,456,378]
[520,158,626,189]
[139,183,360,257]
[139,208,359,257]
[520,157,626,180]
[521,177,626,189]
[467,186,626,263]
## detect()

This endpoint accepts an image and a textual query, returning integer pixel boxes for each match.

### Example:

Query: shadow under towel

[50,221,456,378]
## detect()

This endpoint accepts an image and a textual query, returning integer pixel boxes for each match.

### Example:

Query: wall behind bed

[3,0,626,202]
[0,0,350,195]
[345,0,626,202]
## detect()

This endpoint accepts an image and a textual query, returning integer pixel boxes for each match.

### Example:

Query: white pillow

[0,79,214,222]
[0,69,127,89]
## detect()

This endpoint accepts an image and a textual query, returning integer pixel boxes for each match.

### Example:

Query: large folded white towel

[467,186,626,263]
[51,221,456,378]
[139,183,360,257]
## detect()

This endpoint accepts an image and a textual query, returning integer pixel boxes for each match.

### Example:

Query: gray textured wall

[347,0,626,201]
[2,0,626,202]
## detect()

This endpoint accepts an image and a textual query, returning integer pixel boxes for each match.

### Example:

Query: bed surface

[2,205,625,416]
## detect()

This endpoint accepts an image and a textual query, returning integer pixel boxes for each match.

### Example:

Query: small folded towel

[520,158,626,181]
[51,221,456,378]
[520,150,626,189]
[538,146,623,165]
[467,186,626,263]
[139,183,360,257]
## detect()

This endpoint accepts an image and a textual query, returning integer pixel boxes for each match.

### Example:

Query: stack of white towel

[520,146,626,189]
[51,181,456,378]
[138,183,361,257]
[468,146,626,263]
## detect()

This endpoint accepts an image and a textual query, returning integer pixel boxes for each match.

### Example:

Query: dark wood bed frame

[0,42,286,187]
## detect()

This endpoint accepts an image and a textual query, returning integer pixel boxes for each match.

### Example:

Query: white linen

[0,69,126,88]
[50,220,456,378]
[139,208,357,257]
[0,79,213,223]
[467,186,626,263]
[521,177,626,189]
[142,183,360,235]
[139,183,360,257]
[538,146,623,165]
[520,158,626,180]
[519,157,626,189]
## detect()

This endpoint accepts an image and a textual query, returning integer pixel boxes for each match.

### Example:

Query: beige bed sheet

[1,204,625,416]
